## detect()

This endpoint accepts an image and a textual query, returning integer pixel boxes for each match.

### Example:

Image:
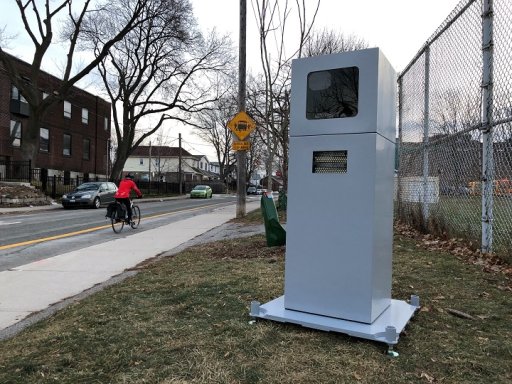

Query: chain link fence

[397,0,512,259]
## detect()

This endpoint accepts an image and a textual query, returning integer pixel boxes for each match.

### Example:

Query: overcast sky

[192,0,462,72]
[0,0,462,160]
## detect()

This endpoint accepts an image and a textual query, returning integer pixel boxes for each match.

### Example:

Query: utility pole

[178,133,183,195]
[148,141,152,183]
[236,0,247,218]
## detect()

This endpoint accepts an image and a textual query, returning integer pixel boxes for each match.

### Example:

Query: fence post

[481,0,494,253]
[52,175,57,199]
[28,160,32,183]
[422,45,431,225]
[397,76,403,219]
[41,168,48,193]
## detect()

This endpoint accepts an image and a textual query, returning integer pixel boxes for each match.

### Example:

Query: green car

[190,185,213,199]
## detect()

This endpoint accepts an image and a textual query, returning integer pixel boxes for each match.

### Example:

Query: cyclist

[114,173,142,224]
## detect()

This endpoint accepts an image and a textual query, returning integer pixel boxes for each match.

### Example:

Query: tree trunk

[21,106,44,166]
[110,157,126,182]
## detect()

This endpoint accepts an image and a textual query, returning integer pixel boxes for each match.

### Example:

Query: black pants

[116,198,132,222]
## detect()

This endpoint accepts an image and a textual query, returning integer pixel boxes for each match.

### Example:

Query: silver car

[61,182,118,209]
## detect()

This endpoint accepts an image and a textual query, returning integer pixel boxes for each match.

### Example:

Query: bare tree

[81,0,233,180]
[251,0,320,191]
[246,72,290,188]
[304,28,368,57]
[194,74,238,185]
[250,8,369,191]
[0,0,148,165]
[430,89,481,188]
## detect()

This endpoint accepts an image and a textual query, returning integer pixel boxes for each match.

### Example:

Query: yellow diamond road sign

[232,140,251,151]
[227,111,256,140]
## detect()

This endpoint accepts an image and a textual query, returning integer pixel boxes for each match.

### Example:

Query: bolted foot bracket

[386,345,399,357]
[250,301,261,317]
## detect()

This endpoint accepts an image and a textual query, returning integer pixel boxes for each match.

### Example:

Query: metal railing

[0,160,32,182]
[0,163,228,199]
[397,0,512,258]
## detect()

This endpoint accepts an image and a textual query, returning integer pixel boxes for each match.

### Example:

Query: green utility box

[261,194,286,247]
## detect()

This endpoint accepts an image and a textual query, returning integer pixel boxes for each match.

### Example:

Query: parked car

[256,188,266,195]
[247,186,257,195]
[61,182,118,209]
[190,185,213,199]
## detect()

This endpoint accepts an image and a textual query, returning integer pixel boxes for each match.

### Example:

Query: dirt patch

[0,183,51,207]
[189,235,285,261]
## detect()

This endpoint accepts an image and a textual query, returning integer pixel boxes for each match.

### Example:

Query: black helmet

[126,173,134,179]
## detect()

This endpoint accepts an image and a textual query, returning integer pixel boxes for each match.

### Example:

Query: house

[0,54,111,181]
[209,161,220,175]
[260,175,283,191]
[192,155,220,180]
[124,146,219,182]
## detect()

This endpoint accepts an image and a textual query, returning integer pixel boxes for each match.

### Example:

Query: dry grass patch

[0,230,510,383]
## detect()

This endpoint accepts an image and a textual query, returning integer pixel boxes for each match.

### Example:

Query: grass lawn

[401,195,512,261]
[0,212,510,383]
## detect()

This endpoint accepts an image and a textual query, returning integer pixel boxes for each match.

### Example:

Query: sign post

[235,0,248,218]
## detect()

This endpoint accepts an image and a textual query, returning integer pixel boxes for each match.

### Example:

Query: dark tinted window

[306,67,359,120]
[77,183,100,191]
[63,134,72,156]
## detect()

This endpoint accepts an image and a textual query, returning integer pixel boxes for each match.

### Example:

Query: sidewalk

[0,200,260,335]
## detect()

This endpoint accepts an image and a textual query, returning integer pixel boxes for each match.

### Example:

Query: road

[0,194,243,271]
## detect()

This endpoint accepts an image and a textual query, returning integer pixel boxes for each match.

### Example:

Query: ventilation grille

[312,151,348,174]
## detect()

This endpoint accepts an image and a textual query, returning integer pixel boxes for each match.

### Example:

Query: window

[11,85,29,116]
[104,117,109,131]
[40,128,49,152]
[64,101,72,118]
[11,85,26,102]
[42,92,49,100]
[139,158,144,165]
[63,134,72,156]
[306,67,359,120]
[11,85,18,100]
[82,108,89,124]
[83,138,90,160]
[10,120,21,147]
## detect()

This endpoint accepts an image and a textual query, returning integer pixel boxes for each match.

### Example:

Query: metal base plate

[250,295,419,345]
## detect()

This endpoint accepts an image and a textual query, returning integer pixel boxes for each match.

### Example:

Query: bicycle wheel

[130,205,140,229]
[111,210,124,233]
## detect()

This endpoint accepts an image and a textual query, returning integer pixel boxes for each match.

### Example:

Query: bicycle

[110,200,141,233]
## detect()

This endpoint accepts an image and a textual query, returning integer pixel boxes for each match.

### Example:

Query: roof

[130,146,193,157]
[191,167,220,179]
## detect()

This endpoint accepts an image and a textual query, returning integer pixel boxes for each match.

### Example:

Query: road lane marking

[0,221,22,226]
[0,225,112,250]
[0,203,227,251]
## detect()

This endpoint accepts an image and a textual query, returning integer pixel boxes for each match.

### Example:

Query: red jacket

[114,178,142,199]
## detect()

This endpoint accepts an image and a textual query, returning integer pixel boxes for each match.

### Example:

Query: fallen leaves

[395,222,512,282]
[420,372,435,383]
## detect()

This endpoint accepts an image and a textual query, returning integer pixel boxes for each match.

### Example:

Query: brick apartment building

[0,54,111,180]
